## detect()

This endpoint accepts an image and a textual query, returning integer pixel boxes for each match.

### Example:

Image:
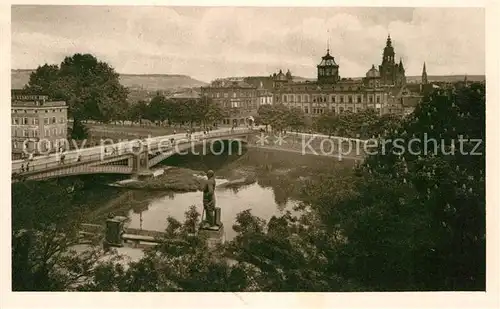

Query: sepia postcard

[1,1,498,309]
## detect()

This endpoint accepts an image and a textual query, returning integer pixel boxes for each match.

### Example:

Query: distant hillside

[406,75,485,83]
[119,74,207,90]
[12,69,484,91]
[11,69,207,90]
[11,69,33,89]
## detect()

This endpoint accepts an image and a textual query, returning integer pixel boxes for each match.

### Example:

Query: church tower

[378,35,406,86]
[379,35,396,85]
[422,62,428,85]
[397,58,406,85]
[317,48,340,84]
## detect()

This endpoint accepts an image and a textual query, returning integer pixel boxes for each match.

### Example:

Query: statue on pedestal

[202,170,217,227]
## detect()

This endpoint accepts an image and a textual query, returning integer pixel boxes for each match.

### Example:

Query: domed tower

[273,69,288,88]
[286,69,292,81]
[317,49,339,84]
[364,64,381,88]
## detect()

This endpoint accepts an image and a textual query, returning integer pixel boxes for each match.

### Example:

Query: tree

[11,179,117,291]
[25,53,129,125]
[314,111,337,137]
[257,104,274,131]
[128,100,148,125]
[287,107,306,132]
[25,64,60,95]
[203,99,226,128]
[69,117,90,140]
[303,83,485,291]
[146,95,169,125]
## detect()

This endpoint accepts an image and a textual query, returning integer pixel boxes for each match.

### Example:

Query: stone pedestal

[198,224,225,249]
[103,216,127,249]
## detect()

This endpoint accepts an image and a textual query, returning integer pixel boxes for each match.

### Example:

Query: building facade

[202,36,419,122]
[200,78,259,126]
[11,90,68,159]
[269,36,412,118]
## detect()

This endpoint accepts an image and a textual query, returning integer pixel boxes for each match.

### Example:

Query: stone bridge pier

[132,144,153,179]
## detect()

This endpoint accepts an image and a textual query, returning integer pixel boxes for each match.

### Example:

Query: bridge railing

[12,127,259,175]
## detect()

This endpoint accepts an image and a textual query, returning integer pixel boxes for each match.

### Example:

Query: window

[34,130,38,137]
[340,96,344,103]
[357,96,362,103]
[348,96,353,103]
[376,97,380,103]
[44,118,49,125]
[23,130,28,137]
[52,117,56,124]
[331,95,335,103]
[283,95,287,103]
[45,129,49,137]
[369,96,373,103]
[23,117,28,125]
[339,107,344,113]
[304,107,309,114]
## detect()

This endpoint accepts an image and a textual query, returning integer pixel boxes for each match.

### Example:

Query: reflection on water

[83,147,354,241]
[126,180,299,240]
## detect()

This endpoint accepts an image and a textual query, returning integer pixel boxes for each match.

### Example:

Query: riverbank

[108,166,259,193]
[109,167,204,192]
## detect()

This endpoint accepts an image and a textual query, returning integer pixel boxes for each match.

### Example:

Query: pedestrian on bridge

[21,164,25,173]
[26,162,30,172]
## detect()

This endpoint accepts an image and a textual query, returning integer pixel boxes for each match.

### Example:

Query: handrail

[12,127,259,175]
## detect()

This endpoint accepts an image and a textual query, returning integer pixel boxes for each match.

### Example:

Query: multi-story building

[271,35,409,118]
[11,90,68,159]
[200,78,259,126]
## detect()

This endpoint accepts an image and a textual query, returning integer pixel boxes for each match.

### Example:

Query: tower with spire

[379,34,406,86]
[317,47,340,84]
[316,32,340,84]
[422,62,428,85]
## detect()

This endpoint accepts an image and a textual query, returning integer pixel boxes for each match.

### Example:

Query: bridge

[11,125,369,182]
[11,127,256,182]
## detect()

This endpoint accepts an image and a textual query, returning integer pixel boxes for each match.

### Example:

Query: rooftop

[11,100,67,108]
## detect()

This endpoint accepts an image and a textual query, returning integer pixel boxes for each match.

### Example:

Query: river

[13,147,355,244]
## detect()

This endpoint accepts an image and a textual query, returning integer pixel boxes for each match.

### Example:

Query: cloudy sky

[11,6,485,82]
